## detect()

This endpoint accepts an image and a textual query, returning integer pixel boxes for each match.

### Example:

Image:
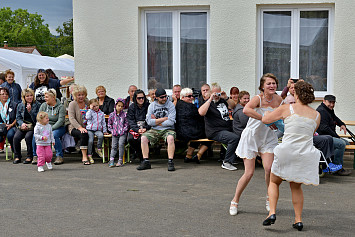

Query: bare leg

[166,135,175,159]
[186,146,195,158]
[260,152,274,189]
[231,158,256,207]
[81,149,88,161]
[197,145,208,160]
[141,136,149,158]
[267,173,283,217]
[290,182,303,223]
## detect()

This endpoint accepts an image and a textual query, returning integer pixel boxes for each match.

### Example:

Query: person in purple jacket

[107,98,129,168]
[86,98,108,164]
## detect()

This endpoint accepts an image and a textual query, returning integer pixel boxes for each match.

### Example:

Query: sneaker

[95,148,103,158]
[328,163,342,172]
[0,149,4,153]
[32,156,38,165]
[116,160,123,167]
[54,156,64,165]
[184,157,192,163]
[88,155,95,164]
[221,162,237,171]
[38,166,44,172]
[336,168,351,176]
[46,162,53,170]
[230,201,238,216]
[108,160,115,168]
[168,161,175,172]
[137,160,151,170]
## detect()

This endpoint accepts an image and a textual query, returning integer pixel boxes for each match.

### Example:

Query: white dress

[236,95,279,159]
[271,104,320,186]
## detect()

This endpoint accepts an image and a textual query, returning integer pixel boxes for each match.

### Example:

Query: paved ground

[0,150,354,237]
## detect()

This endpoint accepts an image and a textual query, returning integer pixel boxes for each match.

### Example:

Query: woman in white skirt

[261,81,320,231]
[230,73,282,215]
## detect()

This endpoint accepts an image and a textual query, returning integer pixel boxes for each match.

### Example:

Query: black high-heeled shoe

[262,214,276,226]
[292,222,303,231]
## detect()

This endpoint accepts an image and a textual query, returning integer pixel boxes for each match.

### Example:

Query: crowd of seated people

[0,69,351,176]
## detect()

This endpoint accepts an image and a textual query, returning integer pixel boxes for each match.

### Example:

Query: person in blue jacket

[0,70,22,103]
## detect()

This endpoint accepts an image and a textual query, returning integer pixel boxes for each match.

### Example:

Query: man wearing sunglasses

[137,88,177,171]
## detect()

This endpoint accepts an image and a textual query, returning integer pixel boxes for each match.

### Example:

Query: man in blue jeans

[316,95,351,176]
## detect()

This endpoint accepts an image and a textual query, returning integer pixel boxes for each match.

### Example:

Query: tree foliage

[0,7,74,57]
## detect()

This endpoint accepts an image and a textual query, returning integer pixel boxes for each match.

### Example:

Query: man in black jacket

[316,95,351,176]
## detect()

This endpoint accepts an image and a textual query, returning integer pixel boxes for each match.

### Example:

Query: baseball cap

[155,88,167,97]
[324,95,336,102]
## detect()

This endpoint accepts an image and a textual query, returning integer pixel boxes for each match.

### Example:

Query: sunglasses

[37,69,46,74]
[185,95,193,98]
[159,95,167,99]
[137,97,145,100]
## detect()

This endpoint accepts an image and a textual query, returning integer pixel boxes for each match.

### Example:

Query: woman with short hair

[13,88,41,164]
[1,70,22,103]
[96,85,115,115]
[68,85,91,165]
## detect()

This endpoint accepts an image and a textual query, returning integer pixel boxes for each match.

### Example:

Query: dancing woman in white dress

[230,73,282,215]
[261,81,320,231]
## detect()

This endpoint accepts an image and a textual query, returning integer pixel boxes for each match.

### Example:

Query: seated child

[85,98,108,164]
[34,111,55,172]
[107,98,129,167]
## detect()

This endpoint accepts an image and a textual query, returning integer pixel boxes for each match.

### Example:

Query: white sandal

[266,195,270,212]
[230,201,238,216]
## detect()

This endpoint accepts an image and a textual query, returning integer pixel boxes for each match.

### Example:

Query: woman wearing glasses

[127,89,150,162]
[176,88,209,163]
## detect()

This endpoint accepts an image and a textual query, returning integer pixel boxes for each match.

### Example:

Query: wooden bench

[337,120,355,169]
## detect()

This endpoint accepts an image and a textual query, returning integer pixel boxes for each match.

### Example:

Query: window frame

[257,5,334,97]
[141,8,210,93]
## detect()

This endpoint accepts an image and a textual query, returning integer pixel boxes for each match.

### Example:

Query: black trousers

[127,133,143,159]
[13,129,34,159]
[70,128,89,149]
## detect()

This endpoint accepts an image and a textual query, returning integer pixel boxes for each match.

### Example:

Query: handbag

[19,120,34,131]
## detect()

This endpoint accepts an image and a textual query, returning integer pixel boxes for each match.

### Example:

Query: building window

[259,6,333,95]
[143,10,209,91]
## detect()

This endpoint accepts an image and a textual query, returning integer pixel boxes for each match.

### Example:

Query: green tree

[0,7,51,53]
[54,18,74,56]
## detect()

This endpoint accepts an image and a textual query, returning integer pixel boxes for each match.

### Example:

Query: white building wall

[74,0,355,120]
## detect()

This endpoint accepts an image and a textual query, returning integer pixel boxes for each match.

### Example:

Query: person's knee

[166,135,175,144]
[141,136,149,144]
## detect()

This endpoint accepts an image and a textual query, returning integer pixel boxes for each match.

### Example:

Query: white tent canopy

[0,48,74,88]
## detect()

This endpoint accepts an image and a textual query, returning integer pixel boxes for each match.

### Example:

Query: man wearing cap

[137,88,177,171]
[316,95,351,176]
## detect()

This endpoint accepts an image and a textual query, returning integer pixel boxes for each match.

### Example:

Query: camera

[292,78,299,83]
[216,92,221,96]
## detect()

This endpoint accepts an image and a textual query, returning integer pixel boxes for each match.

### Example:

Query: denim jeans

[6,127,17,153]
[87,130,104,155]
[332,137,349,165]
[110,134,126,160]
[210,130,239,164]
[33,126,66,157]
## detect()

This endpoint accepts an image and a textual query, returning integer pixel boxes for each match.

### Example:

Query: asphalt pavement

[0,151,354,237]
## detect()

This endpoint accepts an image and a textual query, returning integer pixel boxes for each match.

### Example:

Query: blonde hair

[211,82,221,91]
[44,88,56,98]
[89,98,98,105]
[21,88,35,104]
[180,88,193,97]
[72,85,87,100]
[37,111,48,123]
